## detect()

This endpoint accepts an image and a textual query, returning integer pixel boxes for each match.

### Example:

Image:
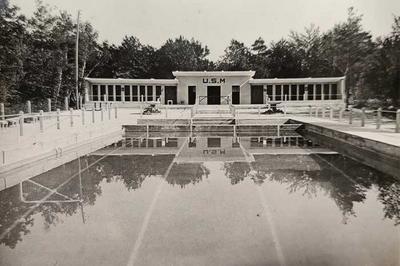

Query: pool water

[0,136,399,266]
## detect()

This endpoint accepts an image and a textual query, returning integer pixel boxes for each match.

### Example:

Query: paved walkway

[290,115,400,147]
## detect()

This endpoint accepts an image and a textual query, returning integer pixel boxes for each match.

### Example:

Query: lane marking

[239,142,287,266]
[126,138,188,266]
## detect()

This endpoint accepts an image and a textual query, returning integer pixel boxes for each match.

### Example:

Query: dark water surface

[0,136,399,266]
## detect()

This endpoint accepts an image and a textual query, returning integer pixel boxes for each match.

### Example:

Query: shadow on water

[0,136,399,249]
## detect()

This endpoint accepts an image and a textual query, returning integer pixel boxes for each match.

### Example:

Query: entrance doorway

[207,86,220,105]
[232,85,240,104]
[165,86,177,104]
[251,85,263,104]
[188,86,196,105]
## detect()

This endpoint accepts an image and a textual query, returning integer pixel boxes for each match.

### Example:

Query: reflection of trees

[166,163,210,188]
[251,154,400,225]
[92,155,175,190]
[223,162,251,185]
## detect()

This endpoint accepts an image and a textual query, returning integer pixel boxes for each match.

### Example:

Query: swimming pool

[0,135,399,266]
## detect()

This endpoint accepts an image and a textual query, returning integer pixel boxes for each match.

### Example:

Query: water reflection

[0,136,399,250]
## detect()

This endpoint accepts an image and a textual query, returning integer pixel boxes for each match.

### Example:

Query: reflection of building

[84,71,346,106]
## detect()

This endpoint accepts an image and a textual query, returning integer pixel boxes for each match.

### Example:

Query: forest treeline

[1,0,399,108]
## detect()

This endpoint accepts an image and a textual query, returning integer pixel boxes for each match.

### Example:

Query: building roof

[84,78,178,85]
[250,77,345,84]
[172,71,256,77]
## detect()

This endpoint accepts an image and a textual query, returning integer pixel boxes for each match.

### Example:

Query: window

[92,85,98,101]
[132,86,138,101]
[290,85,297,100]
[147,86,153,101]
[298,85,305,100]
[323,84,330,100]
[107,85,113,101]
[315,84,322,100]
[207,138,221,148]
[139,86,145,101]
[307,84,314,100]
[275,85,282,101]
[331,84,338,99]
[156,86,162,102]
[116,85,121,101]
[100,85,106,100]
[125,85,130,101]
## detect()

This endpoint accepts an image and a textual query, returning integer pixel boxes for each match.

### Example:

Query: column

[340,79,346,100]
[311,84,316,100]
[328,83,332,100]
[113,85,116,102]
[137,85,140,102]
[145,85,148,102]
[321,84,324,101]
[161,85,165,104]
[152,85,155,102]
[85,85,89,102]
[281,85,284,100]
[272,84,276,101]
[97,85,101,101]
[263,85,267,103]
[296,84,299,100]
[105,85,109,101]
[288,84,291,101]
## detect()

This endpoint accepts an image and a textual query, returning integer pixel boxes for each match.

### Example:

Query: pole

[75,11,80,109]
[19,111,24,136]
[0,103,4,120]
[39,110,44,132]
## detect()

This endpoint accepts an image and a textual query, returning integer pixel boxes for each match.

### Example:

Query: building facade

[84,71,346,106]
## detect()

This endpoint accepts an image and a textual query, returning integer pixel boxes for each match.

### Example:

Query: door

[232,85,240,104]
[165,86,177,104]
[251,85,263,104]
[207,86,220,105]
[188,86,196,105]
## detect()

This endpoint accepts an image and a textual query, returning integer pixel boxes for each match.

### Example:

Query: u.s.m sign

[202,78,226,84]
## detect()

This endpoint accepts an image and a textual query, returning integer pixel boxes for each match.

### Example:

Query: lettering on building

[202,149,226,155]
[202,78,226,84]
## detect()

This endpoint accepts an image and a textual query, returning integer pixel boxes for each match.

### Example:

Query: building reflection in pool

[0,136,399,250]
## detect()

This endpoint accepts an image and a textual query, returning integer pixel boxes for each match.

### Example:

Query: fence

[306,106,400,133]
[0,101,120,166]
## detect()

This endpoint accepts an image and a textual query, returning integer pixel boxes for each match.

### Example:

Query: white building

[84,71,345,106]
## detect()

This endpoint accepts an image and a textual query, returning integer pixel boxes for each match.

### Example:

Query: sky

[10,0,400,61]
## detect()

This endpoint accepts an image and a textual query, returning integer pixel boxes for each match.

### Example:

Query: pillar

[161,85,165,104]
[288,85,291,101]
[296,84,299,100]
[263,85,267,104]
[130,85,133,102]
[328,84,332,100]
[113,85,116,102]
[272,84,276,101]
[97,86,101,101]
[321,84,324,100]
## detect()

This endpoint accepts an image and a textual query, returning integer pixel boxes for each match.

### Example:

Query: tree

[250,37,270,78]
[217,39,251,71]
[266,39,303,78]
[0,2,27,104]
[153,36,212,78]
[320,7,375,105]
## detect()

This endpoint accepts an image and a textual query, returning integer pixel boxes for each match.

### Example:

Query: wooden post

[92,108,95,123]
[101,107,104,122]
[69,108,74,127]
[26,100,32,114]
[396,109,400,133]
[361,107,366,127]
[349,107,353,124]
[39,110,44,132]
[81,109,85,125]
[47,98,52,112]
[0,103,4,120]
[56,109,61,129]
[19,111,24,136]
[108,103,111,120]
[376,108,382,129]
[65,97,69,111]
